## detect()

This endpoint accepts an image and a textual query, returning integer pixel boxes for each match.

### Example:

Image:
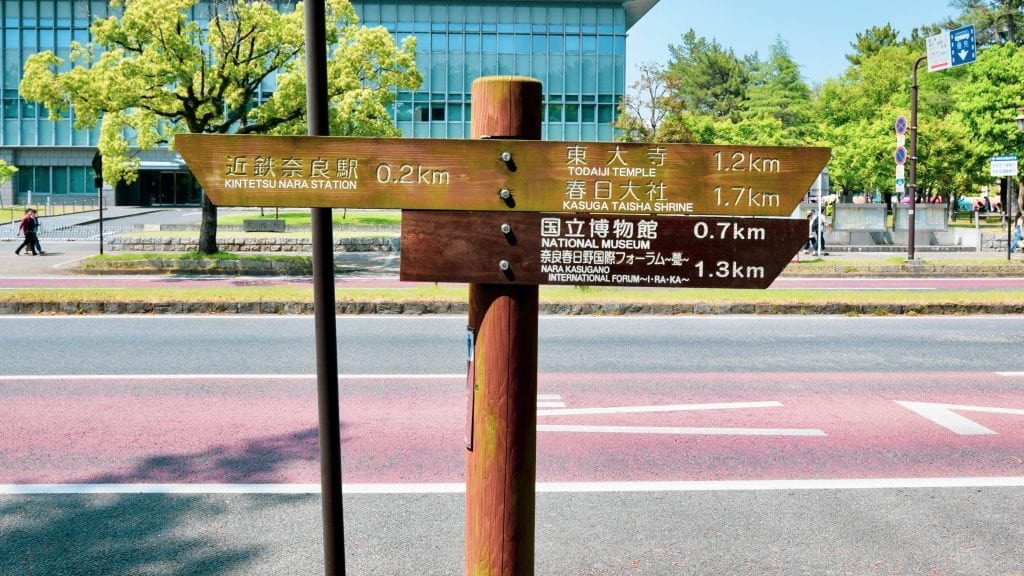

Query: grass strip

[2,284,1021,309]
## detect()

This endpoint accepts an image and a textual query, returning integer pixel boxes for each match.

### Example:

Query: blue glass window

[547,104,562,122]
[482,34,496,52]
[53,166,69,194]
[431,33,446,52]
[549,35,563,52]
[497,34,513,54]
[515,34,530,53]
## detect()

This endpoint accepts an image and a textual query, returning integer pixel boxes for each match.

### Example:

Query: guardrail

[0,224,136,241]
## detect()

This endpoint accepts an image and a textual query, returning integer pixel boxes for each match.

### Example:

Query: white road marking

[537,400,782,416]
[5,477,1024,495]
[0,373,464,381]
[896,400,1024,435]
[538,424,826,436]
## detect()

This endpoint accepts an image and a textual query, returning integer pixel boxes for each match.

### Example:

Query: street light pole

[908,55,927,261]
[1012,109,1024,261]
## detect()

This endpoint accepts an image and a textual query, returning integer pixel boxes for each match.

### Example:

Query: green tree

[663,29,750,121]
[0,160,16,185]
[846,24,902,65]
[614,62,671,142]
[950,42,1024,183]
[742,37,817,145]
[950,0,1024,46]
[816,45,917,195]
[20,0,420,254]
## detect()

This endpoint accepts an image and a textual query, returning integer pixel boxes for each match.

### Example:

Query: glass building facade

[0,0,657,206]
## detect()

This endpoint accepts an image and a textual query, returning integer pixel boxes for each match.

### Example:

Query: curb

[1,300,1021,316]
[72,261,1024,278]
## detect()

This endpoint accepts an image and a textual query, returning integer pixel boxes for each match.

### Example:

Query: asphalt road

[1,315,1021,375]
[2,316,1023,575]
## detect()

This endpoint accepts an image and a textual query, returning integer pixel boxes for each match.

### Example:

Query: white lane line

[5,477,1024,495]
[997,372,1024,377]
[537,424,826,437]
[0,374,465,381]
[537,400,782,417]
[537,401,568,408]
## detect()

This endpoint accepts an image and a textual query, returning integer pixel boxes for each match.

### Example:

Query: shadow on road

[0,428,325,575]
[88,428,320,484]
[0,494,258,575]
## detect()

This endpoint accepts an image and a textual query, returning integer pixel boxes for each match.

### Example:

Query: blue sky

[626,0,958,87]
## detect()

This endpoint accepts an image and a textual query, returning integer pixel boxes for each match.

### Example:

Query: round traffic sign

[894,145,907,165]
[895,115,908,135]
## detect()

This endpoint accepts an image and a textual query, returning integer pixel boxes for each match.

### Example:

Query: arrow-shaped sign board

[400,211,809,289]
[175,134,829,217]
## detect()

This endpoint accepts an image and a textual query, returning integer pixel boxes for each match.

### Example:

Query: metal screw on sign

[498,188,515,207]
[500,150,518,172]
[500,223,512,234]
[498,259,510,271]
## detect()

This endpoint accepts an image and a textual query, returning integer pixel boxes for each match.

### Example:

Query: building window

[415,104,445,122]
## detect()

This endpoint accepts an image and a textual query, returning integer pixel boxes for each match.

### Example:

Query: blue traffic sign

[894,146,907,165]
[950,25,976,67]
[895,115,907,135]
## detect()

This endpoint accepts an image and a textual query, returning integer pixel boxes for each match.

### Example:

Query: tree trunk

[198,195,218,254]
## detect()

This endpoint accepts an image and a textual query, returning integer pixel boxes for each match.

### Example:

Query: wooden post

[466,76,542,576]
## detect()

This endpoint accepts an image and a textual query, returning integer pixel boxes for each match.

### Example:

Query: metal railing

[0,224,136,241]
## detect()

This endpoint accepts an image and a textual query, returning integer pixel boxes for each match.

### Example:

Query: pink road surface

[1,372,1022,485]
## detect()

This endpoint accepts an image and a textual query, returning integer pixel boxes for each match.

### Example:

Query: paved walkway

[1,207,1021,278]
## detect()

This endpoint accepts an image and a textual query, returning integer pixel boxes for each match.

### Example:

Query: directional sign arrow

[175,134,830,217]
[400,211,809,289]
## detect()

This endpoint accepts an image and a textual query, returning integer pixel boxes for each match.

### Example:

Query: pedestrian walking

[1012,213,1023,254]
[29,209,44,254]
[14,208,39,255]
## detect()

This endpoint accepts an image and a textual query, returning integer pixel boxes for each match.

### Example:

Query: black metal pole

[98,184,104,255]
[908,55,926,261]
[305,2,344,574]
[1008,177,1014,261]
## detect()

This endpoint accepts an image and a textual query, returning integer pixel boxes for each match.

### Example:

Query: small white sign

[896,165,905,179]
[927,32,951,71]
[990,155,1019,177]
[896,134,905,147]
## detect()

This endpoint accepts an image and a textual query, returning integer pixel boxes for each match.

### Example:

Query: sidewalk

[1,206,1021,278]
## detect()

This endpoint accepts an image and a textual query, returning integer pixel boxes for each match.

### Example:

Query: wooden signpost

[175,134,828,217]
[402,211,809,289]
[176,75,829,576]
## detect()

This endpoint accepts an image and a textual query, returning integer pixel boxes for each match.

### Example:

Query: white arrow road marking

[537,400,825,437]
[896,401,1024,435]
